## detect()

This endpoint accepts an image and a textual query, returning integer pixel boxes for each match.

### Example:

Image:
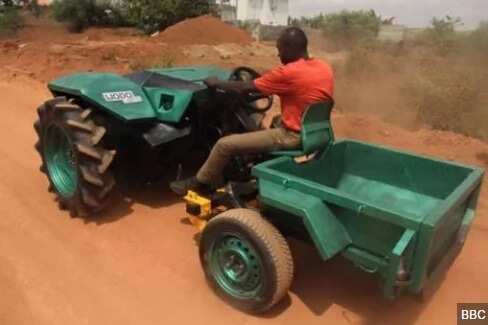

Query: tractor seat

[272,100,335,157]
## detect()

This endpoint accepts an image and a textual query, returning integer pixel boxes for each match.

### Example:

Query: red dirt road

[0,75,487,325]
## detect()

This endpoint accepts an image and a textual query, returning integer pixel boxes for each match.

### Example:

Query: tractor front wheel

[200,209,294,313]
[34,97,116,217]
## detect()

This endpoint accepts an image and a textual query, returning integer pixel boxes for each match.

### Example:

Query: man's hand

[204,76,220,88]
[204,76,258,94]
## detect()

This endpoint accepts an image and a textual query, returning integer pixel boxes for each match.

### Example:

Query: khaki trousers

[197,128,301,185]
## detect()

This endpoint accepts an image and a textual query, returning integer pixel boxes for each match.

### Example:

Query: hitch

[183,181,258,231]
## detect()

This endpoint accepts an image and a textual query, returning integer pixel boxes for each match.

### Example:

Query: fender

[49,72,159,121]
[257,179,352,260]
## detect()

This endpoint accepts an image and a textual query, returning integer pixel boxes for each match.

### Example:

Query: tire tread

[207,208,294,312]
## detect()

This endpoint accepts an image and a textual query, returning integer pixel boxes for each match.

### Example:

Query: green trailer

[194,102,484,313]
[253,139,483,298]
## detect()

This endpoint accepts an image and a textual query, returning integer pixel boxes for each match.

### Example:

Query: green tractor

[34,66,273,217]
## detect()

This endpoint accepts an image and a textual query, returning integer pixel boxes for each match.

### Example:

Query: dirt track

[1,16,488,325]
[0,73,487,325]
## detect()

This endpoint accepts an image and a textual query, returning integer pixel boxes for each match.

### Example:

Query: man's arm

[204,77,258,93]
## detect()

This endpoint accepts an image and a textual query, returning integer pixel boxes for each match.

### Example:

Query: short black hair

[279,27,308,52]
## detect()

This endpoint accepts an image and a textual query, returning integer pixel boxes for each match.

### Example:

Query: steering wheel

[229,67,274,113]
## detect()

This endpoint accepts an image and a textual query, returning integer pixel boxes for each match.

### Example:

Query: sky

[289,0,487,28]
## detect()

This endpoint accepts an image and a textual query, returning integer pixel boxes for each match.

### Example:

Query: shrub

[322,10,382,48]
[51,0,216,34]
[339,41,488,140]
[293,10,383,50]
[0,0,33,35]
[122,0,217,35]
[0,6,22,35]
[406,64,481,132]
[51,0,126,33]
[1,0,42,19]
[467,21,488,54]
[416,16,463,56]
[291,14,327,29]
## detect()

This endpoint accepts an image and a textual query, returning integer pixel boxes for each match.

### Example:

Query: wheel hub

[211,235,263,299]
[43,124,78,198]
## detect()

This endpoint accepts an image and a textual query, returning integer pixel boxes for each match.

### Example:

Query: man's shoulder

[287,58,331,71]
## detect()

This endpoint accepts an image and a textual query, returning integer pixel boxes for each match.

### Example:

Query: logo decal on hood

[102,91,143,104]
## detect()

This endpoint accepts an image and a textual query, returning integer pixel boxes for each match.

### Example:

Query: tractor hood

[48,66,231,123]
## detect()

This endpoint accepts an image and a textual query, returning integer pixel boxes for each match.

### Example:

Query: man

[170,27,334,195]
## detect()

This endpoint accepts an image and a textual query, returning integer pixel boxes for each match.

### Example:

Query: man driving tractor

[170,27,334,196]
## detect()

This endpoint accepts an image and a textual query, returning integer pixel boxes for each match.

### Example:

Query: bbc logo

[458,304,488,324]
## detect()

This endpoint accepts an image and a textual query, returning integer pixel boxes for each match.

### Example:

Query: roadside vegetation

[0,0,39,36]
[292,10,384,50]
[51,0,127,33]
[50,0,217,34]
[295,11,488,141]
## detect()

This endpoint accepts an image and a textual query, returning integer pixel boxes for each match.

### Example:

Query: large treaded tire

[34,97,116,217]
[199,209,294,313]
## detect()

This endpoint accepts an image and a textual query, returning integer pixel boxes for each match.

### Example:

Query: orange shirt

[254,58,334,131]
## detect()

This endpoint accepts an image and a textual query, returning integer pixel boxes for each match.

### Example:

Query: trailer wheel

[34,97,116,217]
[199,209,293,313]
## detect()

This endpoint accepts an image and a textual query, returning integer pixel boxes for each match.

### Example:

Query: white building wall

[235,0,289,26]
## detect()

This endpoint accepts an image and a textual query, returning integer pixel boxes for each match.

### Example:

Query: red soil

[158,15,253,45]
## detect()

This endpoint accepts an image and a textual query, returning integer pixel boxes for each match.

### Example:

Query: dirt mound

[158,15,253,46]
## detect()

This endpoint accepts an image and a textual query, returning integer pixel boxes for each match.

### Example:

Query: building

[218,0,289,26]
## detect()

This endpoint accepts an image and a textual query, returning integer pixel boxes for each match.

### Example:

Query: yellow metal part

[187,215,208,232]
[185,191,212,217]
[183,188,230,231]
[184,191,212,231]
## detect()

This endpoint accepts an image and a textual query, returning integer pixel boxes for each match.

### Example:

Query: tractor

[34,66,272,217]
[35,66,484,314]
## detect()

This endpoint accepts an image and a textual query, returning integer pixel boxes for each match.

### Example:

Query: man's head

[276,27,309,65]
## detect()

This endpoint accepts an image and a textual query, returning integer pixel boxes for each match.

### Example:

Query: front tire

[34,97,116,217]
[200,209,294,313]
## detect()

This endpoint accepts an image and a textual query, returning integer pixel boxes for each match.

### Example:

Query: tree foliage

[292,10,383,49]
[417,15,463,55]
[122,0,217,34]
[0,7,21,33]
[0,0,35,34]
[323,10,382,47]
[51,0,216,34]
[52,0,126,33]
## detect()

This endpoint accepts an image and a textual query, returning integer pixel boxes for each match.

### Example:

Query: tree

[418,15,463,55]
[320,10,383,49]
[1,1,41,34]
[52,0,128,32]
[382,17,395,25]
[122,0,217,34]
[51,0,217,34]
[1,0,38,7]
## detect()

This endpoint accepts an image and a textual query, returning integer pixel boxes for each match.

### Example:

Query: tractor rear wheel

[200,209,294,313]
[34,97,116,217]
